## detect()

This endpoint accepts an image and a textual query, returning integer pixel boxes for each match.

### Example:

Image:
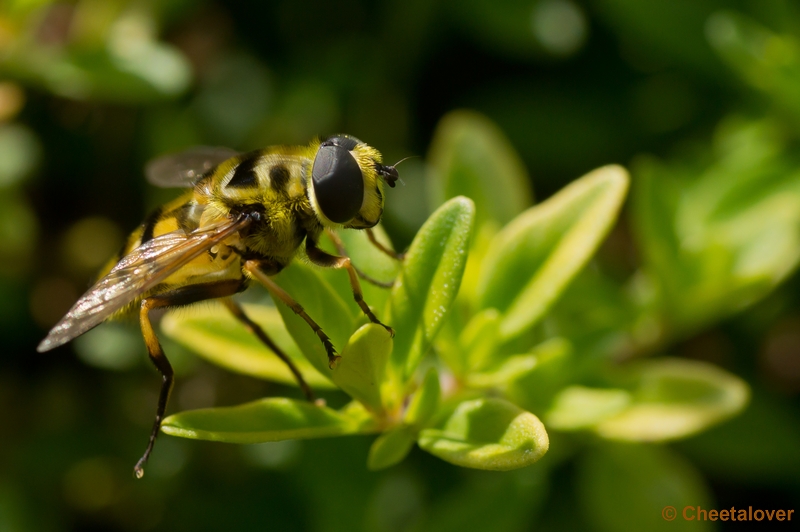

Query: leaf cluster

[156,104,795,478]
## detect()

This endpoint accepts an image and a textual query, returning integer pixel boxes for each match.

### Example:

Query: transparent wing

[37,216,252,352]
[145,146,240,188]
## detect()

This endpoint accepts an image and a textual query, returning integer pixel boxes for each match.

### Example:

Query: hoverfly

[37,135,401,478]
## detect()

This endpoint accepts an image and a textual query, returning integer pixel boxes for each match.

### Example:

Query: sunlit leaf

[708,11,800,122]
[505,338,573,413]
[331,324,393,415]
[465,354,538,389]
[632,118,800,335]
[545,386,632,430]
[428,110,532,228]
[388,197,475,387]
[595,358,750,442]
[418,397,549,471]
[460,309,501,372]
[161,303,335,388]
[476,165,629,341]
[272,263,357,377]
[162,398,378,443]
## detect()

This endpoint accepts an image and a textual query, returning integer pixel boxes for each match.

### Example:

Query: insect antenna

[378,155,415,188]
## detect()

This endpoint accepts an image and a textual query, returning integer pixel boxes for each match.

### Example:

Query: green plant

[160,192,553,472]
[155,110,770,488]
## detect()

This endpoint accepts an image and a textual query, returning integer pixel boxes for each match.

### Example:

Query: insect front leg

[134,279,245,479]
[324,228,394,288]
[244,260,341,368]
[366,228,405,261]
[305,238,395,337]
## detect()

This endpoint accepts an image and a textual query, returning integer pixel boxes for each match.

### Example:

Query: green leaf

[460,309,501,372]
[272,262,357,377]
[336,224,401,312]
[367,425,416,470]
[465,354,539,389]
[545,386,632,431]
[708,11,800,122]
[404,367,441,427]
[388,197,475,385]
[595,358,750,441]
[311,225,400,315]
[418,397,548,471]
[467,337,573,393]
[505,338,574,413]
[330,324,393,415]
[428,110,533,228]
[548,267,650,352]
[631,118,800,336]
[577,442,713,532]
[457,221,500,309]
[161,303,335,388]
[476,165,629,341]
[161,398,377,444]
[4,41,191,103]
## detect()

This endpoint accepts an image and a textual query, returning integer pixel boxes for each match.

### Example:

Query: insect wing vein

[37,216,251,352]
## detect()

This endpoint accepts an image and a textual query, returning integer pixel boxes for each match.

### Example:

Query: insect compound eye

[311,144,364,223]
[321,135,360,151]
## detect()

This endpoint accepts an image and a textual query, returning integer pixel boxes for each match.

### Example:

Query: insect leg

[134,279,245,479]
[305,239,395,337]
[366,228,405,261]
[221,299,315,401]
[324,228,394,288]
[243,260,341,368]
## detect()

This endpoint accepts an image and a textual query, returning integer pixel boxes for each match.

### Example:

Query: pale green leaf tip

[595,358,751,442]
[160,397,359,444]
[418,398,549,471]
[331,323,393,414]
[367,426,416,470]
[545,386,633,430]
[580,164,630,201]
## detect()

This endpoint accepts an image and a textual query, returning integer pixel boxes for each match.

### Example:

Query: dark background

[1,0,799,530]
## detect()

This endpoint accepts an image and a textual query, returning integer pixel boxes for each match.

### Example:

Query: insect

[37,135,401,478]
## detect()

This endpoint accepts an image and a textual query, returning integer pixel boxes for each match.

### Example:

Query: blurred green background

[2,0,800,530]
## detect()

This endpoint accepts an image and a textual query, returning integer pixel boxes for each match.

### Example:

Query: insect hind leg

[134,278,245,479]
[222,299,315,401]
